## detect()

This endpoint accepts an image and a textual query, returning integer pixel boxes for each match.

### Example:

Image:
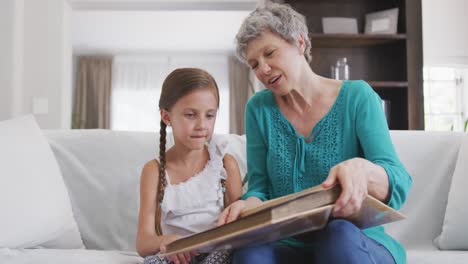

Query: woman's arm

[218,97,269,225]
[354,84,412,209]
[367,162,390,202]
[223,154,243,206]
[322,157,390,217]
[323,82,412,217]
[241,98,270,201]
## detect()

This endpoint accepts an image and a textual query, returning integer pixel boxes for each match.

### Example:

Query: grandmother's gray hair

[235,2,312,64]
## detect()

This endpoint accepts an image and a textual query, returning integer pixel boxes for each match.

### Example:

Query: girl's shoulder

[143,158,160,171]
[222,153,239,171]
[140,159,160,182]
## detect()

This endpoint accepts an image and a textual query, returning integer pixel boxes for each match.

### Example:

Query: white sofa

[1,123,468,263]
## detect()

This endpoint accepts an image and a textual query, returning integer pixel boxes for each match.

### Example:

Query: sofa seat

[408,247,468,264]
[0,248,142,264]
[2,128,463,264]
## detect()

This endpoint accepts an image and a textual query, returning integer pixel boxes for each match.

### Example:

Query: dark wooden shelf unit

[368,81,408,88]
[284,0,424,130]
[310,33,407,48]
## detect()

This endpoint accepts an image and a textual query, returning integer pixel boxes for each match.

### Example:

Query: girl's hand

[160,234,198,264]
[322,157,371,217]
[217,200,248,226]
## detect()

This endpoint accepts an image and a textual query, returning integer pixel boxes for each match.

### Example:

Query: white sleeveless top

[160,140,227,237]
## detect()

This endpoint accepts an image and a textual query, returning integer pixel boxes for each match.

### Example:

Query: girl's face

[162,88,218,150]
[245,30,305,96]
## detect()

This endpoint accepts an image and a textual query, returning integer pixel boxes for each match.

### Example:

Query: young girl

[137,68,243,264]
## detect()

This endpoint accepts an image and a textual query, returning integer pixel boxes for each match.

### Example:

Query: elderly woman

[217,3,412,264]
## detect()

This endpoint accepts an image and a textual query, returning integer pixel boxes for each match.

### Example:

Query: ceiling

[72,10,251,53]
[68,0,259,11]
[70,0,260,53]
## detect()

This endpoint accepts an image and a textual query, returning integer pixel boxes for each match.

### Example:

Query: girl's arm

[223,154,243,206]
[137,160,189,258]
[136,160,164,257]
[217,98,268,226]
[136,160,203,263]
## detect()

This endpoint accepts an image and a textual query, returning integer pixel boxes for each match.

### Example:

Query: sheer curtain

[111,56,170,132]
[111,54,230,134]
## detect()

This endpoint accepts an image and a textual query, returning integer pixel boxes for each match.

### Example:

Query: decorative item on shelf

[322,17,358,34]
[382,99,391,126]
[331,57,350,80]
[364,8,399,34]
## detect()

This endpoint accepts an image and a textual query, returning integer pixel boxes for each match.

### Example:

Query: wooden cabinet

[283,0,424,130]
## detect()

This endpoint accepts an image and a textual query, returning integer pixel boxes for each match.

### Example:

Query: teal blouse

[242,80,412,264]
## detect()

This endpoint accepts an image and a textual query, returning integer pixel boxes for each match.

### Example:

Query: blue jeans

[232,219,396,264]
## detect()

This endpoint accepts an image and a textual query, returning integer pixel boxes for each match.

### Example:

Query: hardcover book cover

[163,184,405,256]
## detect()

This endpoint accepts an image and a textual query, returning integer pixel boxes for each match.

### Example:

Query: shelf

[310,33,407,48]
[368,81,408,88]
[287,0,424,129]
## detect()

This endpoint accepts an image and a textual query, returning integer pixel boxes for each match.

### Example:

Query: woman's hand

[160,234,198,264]
[217,200,248,226]
[322,157,374,218]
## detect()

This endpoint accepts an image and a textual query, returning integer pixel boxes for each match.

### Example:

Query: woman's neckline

[270,80,347,143]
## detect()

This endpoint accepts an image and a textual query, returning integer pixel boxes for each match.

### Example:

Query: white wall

[72,10,250,53]
[21,0,72,128]
[1,0,252,128]
[0,0,72,128]
[62,3,73,129]
[423,0,468,66]
[69,0,257,10]
[0,0,14,120]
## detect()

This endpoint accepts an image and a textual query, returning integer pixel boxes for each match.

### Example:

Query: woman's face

[245,30,305,96]
[161,88,218,150]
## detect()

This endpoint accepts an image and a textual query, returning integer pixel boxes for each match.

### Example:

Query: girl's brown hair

[155,68,220,236]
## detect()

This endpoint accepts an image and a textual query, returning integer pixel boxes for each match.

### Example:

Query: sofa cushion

[45,130,162,251]
[211,134,247,189]
[0,248,142,264]
[0,115,83,249]
[408,248,468,264]
[385,131,463,249]
[435,133,468,249]
[45,130,246,251]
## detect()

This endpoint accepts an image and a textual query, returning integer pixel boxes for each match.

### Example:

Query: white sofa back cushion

[385,131,463,249]
[45,130,162,251]
[45,131,244,251]
[0,116,83,249]
[435,133,468,249]
[43,129,462,251]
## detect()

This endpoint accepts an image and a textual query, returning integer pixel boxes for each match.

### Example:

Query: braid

[158,121,167,204]
[221,178,227,208]
[155,120,167,236]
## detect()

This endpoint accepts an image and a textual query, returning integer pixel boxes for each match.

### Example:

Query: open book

[162,184,405,256]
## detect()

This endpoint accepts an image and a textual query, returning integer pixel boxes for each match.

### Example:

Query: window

[424,67,468,131]
[111,54,230,134]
